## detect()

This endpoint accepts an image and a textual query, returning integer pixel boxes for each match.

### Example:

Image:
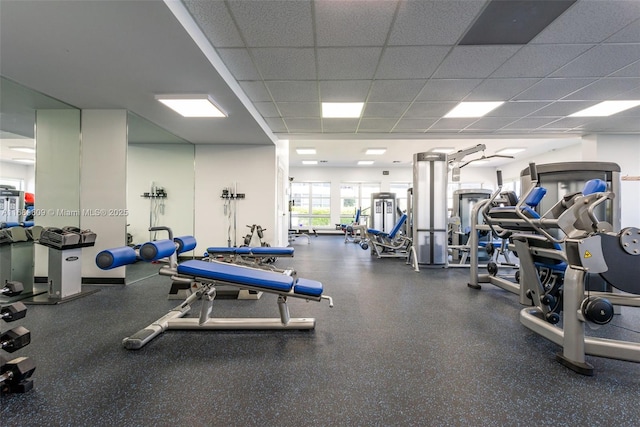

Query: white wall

[583,134,640,228]
[498,143,582,183]
[0,161,35,192]
[194,144,277,255]
[127,143,195,246]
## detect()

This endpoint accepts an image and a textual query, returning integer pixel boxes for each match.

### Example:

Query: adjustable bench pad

[177,260,322,297]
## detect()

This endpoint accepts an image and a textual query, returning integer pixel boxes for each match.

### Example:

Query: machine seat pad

[177,260,294,292]
[206,247,238,255]
[293,278,323,297]
[236,246,294,256]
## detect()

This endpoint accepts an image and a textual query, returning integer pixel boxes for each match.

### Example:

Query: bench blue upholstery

[206,246,294,256]
[140,239,177,261]
[174,236,197,254]
[96,246,138,270]
[177,260,322,296]
[368,214,407,238]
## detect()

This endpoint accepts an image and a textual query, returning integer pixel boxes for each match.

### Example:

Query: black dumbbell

[0,326,31,353]
[0,357,36,394]
[1,281,23,297]
[1,302,27,322]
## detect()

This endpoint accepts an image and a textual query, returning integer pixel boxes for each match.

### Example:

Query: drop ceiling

[1,0,639,168]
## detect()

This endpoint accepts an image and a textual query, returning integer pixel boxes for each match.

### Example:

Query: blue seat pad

[294,278,323,297]
[178,260,294,292]
[236,246,294,256]
[206,247,238,254]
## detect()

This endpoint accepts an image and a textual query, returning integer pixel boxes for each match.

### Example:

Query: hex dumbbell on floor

[0,326,31,352]
[1,302,27,322]
[0,356,36,394]
[1,281,23,297]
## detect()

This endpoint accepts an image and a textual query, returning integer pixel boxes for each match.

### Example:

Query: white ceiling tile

[376,46,450,79]
[610,60,640,77]
[183,0,244,47]
[491,45,593,78]
[582,116,640,132]
[317,47,382,80]
[252,48,316,80]
[564,78,640,101]
[285,118,321,132]
[551,44,640,78]
[227,0,313,47]
[533,0,640,44]
[357,118,398,133]
[217,48,261,80]
[416,79,482,102]
[253,102,280,118]
[514,78,596,101]
[428,118,478,131]
[238,81,271,102]
[527,101,595,117]
[368,80,426,102]
[264,117,287,132]
[614,85,640,102]
[433,46,521,79]
[266,81,318,102]
[277,102,320,118]
[315,0,396,46]
[322,119,359,133]
[393,118,438,130]
[388,0,486,45]
[464,78,540,101]
[363,102,410,118]
[487,101,550,117]
[462,117,518,131]
[605,18,640,43]
[501,117,564,130]
[404,102,456,118]
[319,80,370,102]
[537,117,591,130]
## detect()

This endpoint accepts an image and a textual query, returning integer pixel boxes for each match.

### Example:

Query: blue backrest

[582,179,606,195]
[354,208,361,223]
[525,187,547,208]
[388,214,408,239]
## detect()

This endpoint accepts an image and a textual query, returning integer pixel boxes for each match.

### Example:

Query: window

[291,182,331,228]
[340,182,381,225]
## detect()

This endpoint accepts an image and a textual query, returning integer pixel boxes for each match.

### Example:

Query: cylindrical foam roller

[96,246,137,270]
[139,239,176,261]
[174,236,197,254]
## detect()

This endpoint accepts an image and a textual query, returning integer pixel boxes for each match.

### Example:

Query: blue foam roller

[139,239,176,261]
[174,235,197,254]
[96,246,137,270]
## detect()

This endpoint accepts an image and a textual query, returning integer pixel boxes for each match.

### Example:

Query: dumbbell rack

[1,282,35,394]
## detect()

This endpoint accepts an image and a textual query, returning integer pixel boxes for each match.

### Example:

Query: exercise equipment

[342,208,367,244]
[412,152,448,266]
[28,226,99,304]
[1,302,27,322]
[0,326,31,353]
[1,281,23,297]
[0,356,36,394]
[370,192,397,234]
[0,225,45,302]
[0,186,25,225]
[449,189,493,267]
[482,163,640,375]
[97,230,333,350]
[359,214,419,271]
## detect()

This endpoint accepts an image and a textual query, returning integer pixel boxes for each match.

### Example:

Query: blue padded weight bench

[96,235,333,350]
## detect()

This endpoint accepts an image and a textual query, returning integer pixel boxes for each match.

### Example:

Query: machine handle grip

[496,170,503,187]
[148,226,173,240]
[529,163,538,182]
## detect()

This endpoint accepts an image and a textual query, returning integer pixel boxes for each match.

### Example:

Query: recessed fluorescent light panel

[366,148,387,155]
[358,160,374,165]
[431,147,456,154]
[496,148,526,155]
[569,101,640,117]
[156,94,227,117]
[302,160,318,165]
[296,148,316,155]
[322,102,364,118]
[444,102,504,118]
[9,146,36,154]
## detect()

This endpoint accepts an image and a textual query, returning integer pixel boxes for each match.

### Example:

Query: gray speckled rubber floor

[2,236,639,426]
